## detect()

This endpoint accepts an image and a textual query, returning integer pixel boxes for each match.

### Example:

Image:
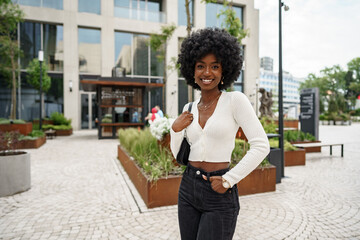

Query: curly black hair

[178,28,243,90]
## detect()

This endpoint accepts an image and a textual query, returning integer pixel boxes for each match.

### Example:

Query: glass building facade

[114,0,165,23]
[178,0,194,26]
[14,0,63,10]
[78,28,101,74]
[78,0,101,14]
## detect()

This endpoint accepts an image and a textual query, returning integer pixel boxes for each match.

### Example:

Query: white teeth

[202,79,213,83]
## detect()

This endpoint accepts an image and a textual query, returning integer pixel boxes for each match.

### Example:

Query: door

[80,92,97,129]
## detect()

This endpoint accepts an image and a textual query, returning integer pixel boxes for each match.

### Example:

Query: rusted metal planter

[237,165,276,196]
[118,145,182,208]
[284,149,306,166]
[55,129,73,136]
[290,141,321,153]
[0,122,33,135]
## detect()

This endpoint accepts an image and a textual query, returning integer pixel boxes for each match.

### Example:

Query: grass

[118,128,183,181]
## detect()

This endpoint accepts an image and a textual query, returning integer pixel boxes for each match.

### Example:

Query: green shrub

[42,124,72,130]
[269,139,297,151]
[0,119,27,124]
[260,117,277,134]
[28,130,45,138]
[284,130,315,142]
[50,112,71,126]
[231,139,269,168]
[118,128,182,181]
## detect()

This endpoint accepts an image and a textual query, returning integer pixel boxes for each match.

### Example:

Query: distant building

[259,57,304,118]
[260,56,273,72]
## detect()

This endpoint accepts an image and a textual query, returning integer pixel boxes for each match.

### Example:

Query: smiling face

[194,53,222,91]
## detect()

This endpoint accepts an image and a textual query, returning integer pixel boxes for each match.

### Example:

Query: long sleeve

[170,103,189,158]
[222,92,270,187]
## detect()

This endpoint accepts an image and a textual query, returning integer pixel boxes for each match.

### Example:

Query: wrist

[222,177,231,189]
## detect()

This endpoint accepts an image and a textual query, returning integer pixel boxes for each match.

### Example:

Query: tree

[26,58,51,119]
[0,0,24,119]
[347,58,360,107]
[149,24,176,111]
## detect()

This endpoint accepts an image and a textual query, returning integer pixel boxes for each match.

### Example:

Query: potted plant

[284,130,321,153]
[0,118,33,136]
[269,139,306,166]
[117,129,276,208]
[42,112,73,136]
[18,130,46,149]
[0,131,31,197]
[149,117,175,150]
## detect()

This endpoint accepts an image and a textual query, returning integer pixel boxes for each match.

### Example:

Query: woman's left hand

[202,175,228,194]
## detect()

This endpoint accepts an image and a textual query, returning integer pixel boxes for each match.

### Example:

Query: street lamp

[278,1,289,178]
[38,50,43,130]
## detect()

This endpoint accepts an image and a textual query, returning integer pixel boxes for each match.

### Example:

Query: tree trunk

[10,47,17,120]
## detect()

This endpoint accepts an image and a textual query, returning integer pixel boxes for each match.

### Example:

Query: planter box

[118,145,277,208]
[0,122,33,135]
[0,152,31,197]
[274,119,299,129]
[55,129,73,136]
[118,145,182,208]
[284,149,306,166]
[237,165,276,196]
[19,136,46,149]
[290,140,321,153]
[33,120,54,125]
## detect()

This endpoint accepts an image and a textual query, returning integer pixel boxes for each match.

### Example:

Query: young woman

[170,28,270,240]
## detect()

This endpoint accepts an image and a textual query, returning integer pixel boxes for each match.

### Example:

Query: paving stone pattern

[1,125,360,239]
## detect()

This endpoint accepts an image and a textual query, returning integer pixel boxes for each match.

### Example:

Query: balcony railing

[114,7,166,23]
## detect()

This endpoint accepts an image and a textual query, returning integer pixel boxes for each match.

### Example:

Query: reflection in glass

[114,0,165,23]
[18,0,63,9]
[78,0,101,14]
[150,46,164,77]
[178,0,193,26]
[78,28,101,74]
[133,34,148,76]
[20,22,41,69]
[206,3,243,28]
[115,32,132,75]
[43,24,63,71]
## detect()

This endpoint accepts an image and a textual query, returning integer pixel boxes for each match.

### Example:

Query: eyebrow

[196,60,220,64]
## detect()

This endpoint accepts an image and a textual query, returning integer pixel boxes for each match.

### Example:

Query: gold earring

[221,81,224,85]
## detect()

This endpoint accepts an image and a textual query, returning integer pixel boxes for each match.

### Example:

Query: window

[78,28,101,74]
[114,0,165,23]
[20,22,63,71]
[206,2,243,28]
[78,0,101,14]
[178,0,193,26]
[17,0,63,9]
[114,31,164,77]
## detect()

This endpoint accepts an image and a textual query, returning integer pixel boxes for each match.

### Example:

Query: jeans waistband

[185,163,229,180]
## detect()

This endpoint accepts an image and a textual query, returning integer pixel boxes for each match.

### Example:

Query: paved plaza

[1,124,360,240]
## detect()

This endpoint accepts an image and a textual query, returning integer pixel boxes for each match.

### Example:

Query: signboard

[300,88,319,140]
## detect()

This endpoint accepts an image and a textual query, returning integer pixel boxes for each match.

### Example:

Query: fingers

[202,175,216,182]
[202,174,207,181]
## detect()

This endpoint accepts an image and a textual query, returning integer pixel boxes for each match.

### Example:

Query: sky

[254,0,360,79]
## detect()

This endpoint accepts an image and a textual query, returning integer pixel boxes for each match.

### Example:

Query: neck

[200,89,221,103]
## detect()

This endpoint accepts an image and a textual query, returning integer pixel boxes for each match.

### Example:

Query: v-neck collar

[195,92,223,130]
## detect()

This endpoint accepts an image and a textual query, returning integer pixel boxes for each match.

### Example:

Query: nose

[204,66,210,74]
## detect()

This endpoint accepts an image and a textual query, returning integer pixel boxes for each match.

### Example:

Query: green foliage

[26,59,51,93]
[269,139,297,151]
[231,139,269,168]
[42,124,72,130]
[28,130,45,138]
[217,0,249,44]
[260,117,277,134]
[50,112,71,126]
[0,118,26,124]
[118,128,183,181]
[284,130,315,142]
[149,24,176,64]
[0,0,24,119]
[101,114,112,123]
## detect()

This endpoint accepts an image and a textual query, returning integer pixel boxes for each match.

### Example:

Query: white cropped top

[170,91,270,187]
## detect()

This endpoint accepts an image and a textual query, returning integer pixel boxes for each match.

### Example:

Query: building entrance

[80,92,97,129]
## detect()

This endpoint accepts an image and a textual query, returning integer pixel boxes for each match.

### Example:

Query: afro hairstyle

[178,28,243,90]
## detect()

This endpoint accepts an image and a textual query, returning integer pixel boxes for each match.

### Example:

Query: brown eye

[212,65,219,70]
[196,65,204,69]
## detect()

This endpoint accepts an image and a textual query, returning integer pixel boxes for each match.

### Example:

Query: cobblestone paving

[1,125,360,239]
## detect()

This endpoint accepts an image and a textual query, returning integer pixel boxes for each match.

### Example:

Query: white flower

[149,117,175,140]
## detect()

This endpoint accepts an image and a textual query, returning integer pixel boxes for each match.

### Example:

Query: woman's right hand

[172,111,194,132]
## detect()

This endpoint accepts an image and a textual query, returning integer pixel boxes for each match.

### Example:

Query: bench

[45,129,56,139]
[292,142,344,157]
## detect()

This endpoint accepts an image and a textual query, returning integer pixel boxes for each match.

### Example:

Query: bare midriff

[189,161,229,172]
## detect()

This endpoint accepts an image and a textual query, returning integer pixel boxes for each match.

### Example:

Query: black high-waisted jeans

[178,163,240,240]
